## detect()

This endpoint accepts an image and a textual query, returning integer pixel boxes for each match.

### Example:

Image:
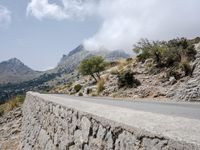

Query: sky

[0,0,200,71]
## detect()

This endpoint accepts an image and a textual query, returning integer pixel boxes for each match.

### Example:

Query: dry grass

[0,95,25,116]
[117,59,127,71]
[97,78,105,95]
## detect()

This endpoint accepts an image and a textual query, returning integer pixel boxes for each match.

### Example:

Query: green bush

[0,107,4,116]
[78,92,83,96]
[110,69,119,75]
[74,84,82,93]
[133,38,197,76]
[117,70,141,88]
[97,79,105,94]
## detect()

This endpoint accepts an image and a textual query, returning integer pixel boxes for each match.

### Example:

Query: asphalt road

[50,94,200,120]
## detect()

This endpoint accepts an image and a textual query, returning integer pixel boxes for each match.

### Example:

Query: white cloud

[0,5,11,28]
[27,0,97,20]
[26,0,200,51]
[84,0,200,51]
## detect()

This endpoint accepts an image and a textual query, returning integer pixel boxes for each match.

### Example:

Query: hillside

[0,58,42,85]
[44,45,130,87]
[50,38,200,102]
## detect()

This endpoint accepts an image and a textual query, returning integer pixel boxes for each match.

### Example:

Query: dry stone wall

[21,93,200,150]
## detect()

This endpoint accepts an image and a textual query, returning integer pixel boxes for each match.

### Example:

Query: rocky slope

[0,107,22,150]
[51,42,200,102]
[168,43,200,101]
[0,58,42,85]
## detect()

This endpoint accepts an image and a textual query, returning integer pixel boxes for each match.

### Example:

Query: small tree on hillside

[79,56,106,82]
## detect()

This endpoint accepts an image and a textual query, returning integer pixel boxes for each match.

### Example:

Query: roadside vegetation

[0,95,25,117]
[133,37,200,78]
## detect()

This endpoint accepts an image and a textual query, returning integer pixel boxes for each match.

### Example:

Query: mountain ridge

[0,58,42,85]
[56,45,130,73]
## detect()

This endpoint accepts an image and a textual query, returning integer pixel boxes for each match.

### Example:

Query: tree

[79,56,106,82]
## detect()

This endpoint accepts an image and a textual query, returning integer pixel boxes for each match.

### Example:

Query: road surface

[50,94,200,120]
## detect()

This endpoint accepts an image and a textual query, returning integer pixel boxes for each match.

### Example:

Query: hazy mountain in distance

[0,58,42,85]
[53,44,130,74]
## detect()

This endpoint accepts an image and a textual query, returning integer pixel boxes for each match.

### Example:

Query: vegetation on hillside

[117,70,141,88]
[133,37,200,77]
[0,72,59,104]
[79,56,106,82]
[97,78,105,94]
[74,84,82,93]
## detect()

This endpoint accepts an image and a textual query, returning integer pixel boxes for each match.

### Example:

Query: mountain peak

[7,58,24,65]
[67,45,85,57]
[0,58,41,84]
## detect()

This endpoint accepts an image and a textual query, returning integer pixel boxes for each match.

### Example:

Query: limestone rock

[115,131,136,150]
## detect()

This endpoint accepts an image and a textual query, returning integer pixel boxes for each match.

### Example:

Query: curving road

[50,94,200,120]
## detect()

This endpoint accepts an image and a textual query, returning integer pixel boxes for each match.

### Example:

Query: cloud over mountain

[0,5,11,28]
[27,0,200,51]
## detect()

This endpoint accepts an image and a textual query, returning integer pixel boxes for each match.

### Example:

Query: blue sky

[0,0,100,70]
[1,0,200,70]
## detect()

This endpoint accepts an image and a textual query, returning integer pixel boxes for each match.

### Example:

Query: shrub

[97,79,105,94]
[167,69,182,80]
[91,92,98,97]
[117,70,141,88]
[15,95,25,103]
[133,38,197,76]
[78,92,83,96]
[106,61,118,68]
[74,84,82,93]
[0,107,4,116]
[126,58,133,64]
[110,69,119,75]
[178,56,192,76]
